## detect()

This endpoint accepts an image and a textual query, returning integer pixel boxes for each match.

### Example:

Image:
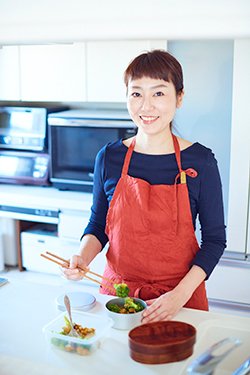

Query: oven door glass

[50,126,120,183]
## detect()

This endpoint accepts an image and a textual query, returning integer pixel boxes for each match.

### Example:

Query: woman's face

[127,77,183,136]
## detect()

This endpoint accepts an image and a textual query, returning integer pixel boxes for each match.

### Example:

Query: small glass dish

[43,311,113,355]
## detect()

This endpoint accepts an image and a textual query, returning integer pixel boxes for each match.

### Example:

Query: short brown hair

[124,49,184,94]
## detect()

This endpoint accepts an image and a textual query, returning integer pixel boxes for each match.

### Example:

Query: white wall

[0,0,250,45]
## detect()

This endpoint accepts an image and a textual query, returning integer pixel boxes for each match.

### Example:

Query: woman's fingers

[142,303,174,323]
[59,255,90,281]
[142,292,181,323]
[61,269,83,280]
[142,300,162,322]
[69,255,79,269]
[145,298,156,306]
[60,263,84,280]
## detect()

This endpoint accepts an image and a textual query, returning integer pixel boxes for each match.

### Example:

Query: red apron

[101,134,208,311]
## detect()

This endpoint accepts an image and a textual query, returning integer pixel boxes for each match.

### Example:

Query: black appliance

[48,109,137,192]
[0,105,67,186]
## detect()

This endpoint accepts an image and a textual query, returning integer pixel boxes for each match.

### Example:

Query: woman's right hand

[61,234,102,281]
[61,255,89,281]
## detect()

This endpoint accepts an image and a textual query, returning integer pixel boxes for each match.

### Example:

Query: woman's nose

[141,96,154,111]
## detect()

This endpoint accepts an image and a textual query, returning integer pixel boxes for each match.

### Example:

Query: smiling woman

[126,77,183,148]
[124,50,185,153]
[62,49,226,325]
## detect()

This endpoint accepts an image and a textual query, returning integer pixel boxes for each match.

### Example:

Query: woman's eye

[154,91,164,97]
[131,92,141,97]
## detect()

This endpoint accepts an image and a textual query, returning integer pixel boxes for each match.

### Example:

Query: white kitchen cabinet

[247,198,250,256]
[58,210,107,277]
[226,39,250,256]
[206,260,250,306]
[0,40,166,103]
[0,46,20,100]
[86,40,166,102]
[168,39,250,258]
[0,217,18,266]
[58,210,89,241]
[19,43,86,102]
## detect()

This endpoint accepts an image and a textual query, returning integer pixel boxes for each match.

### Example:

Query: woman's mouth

[139,115,159,124]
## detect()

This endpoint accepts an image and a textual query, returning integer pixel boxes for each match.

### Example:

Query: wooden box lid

[128,320,196,364]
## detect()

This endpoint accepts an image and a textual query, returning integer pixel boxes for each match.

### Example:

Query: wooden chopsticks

[40,251,115,293]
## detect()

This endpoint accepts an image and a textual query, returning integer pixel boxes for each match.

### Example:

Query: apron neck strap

[172,133,182,173]
[121,134,183,176]
[121,137,136,176]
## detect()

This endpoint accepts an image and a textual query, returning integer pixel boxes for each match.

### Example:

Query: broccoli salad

[107,297,145,314]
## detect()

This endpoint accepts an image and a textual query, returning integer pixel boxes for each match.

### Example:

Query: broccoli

[107,303,121,313]
[124,297,144,312]
[107,298,144,314]
[114,283,130,298]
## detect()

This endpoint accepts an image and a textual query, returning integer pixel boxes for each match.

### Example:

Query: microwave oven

[48,109,137,192]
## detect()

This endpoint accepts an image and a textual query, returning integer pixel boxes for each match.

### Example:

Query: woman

[62,50,226,323]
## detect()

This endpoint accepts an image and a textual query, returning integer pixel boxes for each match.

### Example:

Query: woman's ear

[176,90,184,108]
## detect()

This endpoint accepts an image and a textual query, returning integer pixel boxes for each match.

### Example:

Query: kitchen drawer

[58,211,90,241]
[21,224,60,274]
[21,223,107,278]
[206,260,250,305]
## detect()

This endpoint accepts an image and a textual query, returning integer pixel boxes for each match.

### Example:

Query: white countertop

[1,269,250,375]
[0,184,93,212]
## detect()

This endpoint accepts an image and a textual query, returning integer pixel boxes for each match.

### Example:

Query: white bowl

[105,297,147,330]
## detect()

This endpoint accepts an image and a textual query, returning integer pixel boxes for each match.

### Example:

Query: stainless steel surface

[187,337,242,374]
[232,357,250,375]
[208,298,250,317]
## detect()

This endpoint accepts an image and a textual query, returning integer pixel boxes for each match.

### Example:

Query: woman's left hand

[141,266,206,323]
[141,288,188,323]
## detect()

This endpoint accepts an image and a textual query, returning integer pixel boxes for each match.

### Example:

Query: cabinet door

[58,211,89,241]
[0,46,20,100]
[226,40,250,255]
[206,261,250,305]
[20,43,86,101]
[86,40,166,102]
[168,40,234,248]
[247,194,250,256]
[168,40,250,257]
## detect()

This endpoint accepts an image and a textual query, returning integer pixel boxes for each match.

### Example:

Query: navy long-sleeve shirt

[83,138,226,279]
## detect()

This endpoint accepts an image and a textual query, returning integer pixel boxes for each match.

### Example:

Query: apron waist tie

[101,266,208,311]
[134,281,208,311]
[102,264,177,300]
[134,282,172,300]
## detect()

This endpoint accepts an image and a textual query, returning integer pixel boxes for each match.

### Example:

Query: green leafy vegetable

[114,283,130,298]
[107,304,121,313]
[124,297,144,312]
[107,297,144,314]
